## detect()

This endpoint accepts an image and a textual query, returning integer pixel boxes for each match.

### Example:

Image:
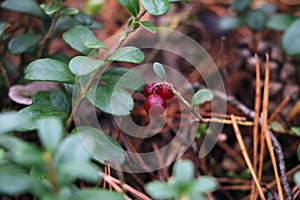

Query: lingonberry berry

[144,94,167,116]
[156,84,174,99]
[144,83,155,97]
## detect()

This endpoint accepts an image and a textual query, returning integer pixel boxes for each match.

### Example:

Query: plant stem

[160,82,206,122]
[64,10,147,132]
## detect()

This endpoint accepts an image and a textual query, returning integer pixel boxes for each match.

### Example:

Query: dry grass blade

[268,95,290,123]
[262,53,284,199]
[287,99,300,122]
[231,114,266,200]
[251,54,261,200]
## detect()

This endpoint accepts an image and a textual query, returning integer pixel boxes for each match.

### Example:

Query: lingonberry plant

[0,0,215,199]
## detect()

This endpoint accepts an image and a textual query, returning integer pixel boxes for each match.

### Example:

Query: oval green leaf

[60,7,79,16]
[291,127,300,137]
[282,19,300,57]
[108,46,144,64]
[54,134,91,165]
[266,14,296,31]
[8,33,42,55]
[192,176,218,193]
[25,58,75,83]
[17,104,67,131]
[191,89,214,106]
[86,84,134,116]
[33,89,71,114]
[294,171,300,187]
[140,0,170,16]
[69,56,105,76]
[139,21,156,33]
[153,62,166,81]
[0,166,33,195]
[37,117,63,154]
[0,111,27,135]
[0,136,44,167]
[145,182,176,199]
[118,0,140,17]
[100,67,146,92]
[245,9,267,31]
[173,160,194,183]
[74,126,126,165]
[62,25,98,55]
[0,0,45,19]
[0,22,10,38]
[232,0,251,12]
[75,189,125,200]
[41,1,62,15]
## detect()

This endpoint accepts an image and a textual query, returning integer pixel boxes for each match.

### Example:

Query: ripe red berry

[144,94,167,116]
[144,83,155,97]
[156,84,174,99]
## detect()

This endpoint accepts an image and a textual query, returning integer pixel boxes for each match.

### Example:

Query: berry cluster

[143,83,174,116]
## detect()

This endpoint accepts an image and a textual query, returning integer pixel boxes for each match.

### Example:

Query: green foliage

[219,0,300,58]
[0,0,193,198]
[146,160,217,199]
[191,89,214,107]
[1,0,45,19]
[8,33,43,55]
[118,0,140,17]
[69,56,105,76]
[100,67,146,92]
[63,25,106,55]
[25,58,75,83]
[282,19,300,57]
[86,84,134,116]
[153,62,167,81]
[108,46,145,64]
[140,0,170,16]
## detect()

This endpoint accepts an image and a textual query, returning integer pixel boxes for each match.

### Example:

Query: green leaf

[100,67,146,92]
[63,25,98,55]
[291,127,300,137]
[74,12,93,26]
[75,189,125,200]
[69,56,105,76]
[33,89,71,115]
[0,136,44,167]
[0,0,45,19]
[294,171,300,187]
[140,0,170,16]
[74,126,125,165]
[191,176,218,194]
[108,46,144,64]
[232,0,252,12]
[86,84,134,116]
[298,145,300,161]
[191,89,214,106]
[282,19,300,57]
[118,0,140,17]
[8,33,42,55]
[59,8,79,16]
[0,166,33,195]
[0,22,10,38]
[145,182,176,199]
[25,58,75,83]
[219,16,243,30]
[37,117,63,154]
[84,39,107,49]
[54,134,91,165]
[41,1,62,15]
[17,104,67,131]
[245,9,267,31]
[153,62,166,81]
[0,111,27,135]
[269,121,285,132]
[139,21,156,33]
[267,14,297,31]
[57,162,100,187]
[173,160,194,183]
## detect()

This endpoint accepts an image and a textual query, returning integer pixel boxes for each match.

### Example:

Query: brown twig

[268,96,290,123]
[231,114,266,200]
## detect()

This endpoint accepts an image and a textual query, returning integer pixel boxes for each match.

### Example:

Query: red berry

[144,94,167,116]
[156,84,174,99]
[144,83,155,97]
